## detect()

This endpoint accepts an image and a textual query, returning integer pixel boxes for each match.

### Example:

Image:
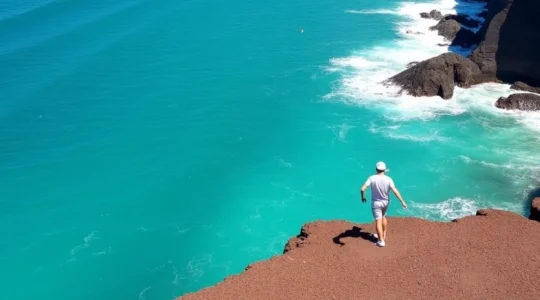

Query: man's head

[375,161,386,174]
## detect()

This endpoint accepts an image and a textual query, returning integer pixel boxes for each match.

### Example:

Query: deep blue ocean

[1,0,539,299]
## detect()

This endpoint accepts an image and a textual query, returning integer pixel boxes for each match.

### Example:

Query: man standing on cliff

[361,161,407,247]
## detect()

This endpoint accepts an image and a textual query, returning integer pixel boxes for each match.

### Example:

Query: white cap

[376,161,387,171]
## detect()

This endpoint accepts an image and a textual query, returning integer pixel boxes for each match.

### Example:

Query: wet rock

[495,93,540,111]
[430,19,461,41]
[385,53,481,99]
[510,81,540,93]
[430,10,443,20]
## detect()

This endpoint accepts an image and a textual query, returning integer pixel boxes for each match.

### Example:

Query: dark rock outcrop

[495,93,540,111]
[420,10,443,20]
[471,0,540,87]
[511,81,540,93]
[530,197,540,222]
[386,53,481,99]
[430,19,461,41]
[430,10,444,20]
[430,14,481,45]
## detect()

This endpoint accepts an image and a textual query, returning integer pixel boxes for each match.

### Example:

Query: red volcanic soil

[178,209,540,300]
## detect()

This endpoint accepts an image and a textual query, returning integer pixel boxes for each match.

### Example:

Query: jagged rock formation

[495,93,540,111]
[430,19,462,41]
[420,10,443,20]
[385,53,481,99]
[471,0,540,86]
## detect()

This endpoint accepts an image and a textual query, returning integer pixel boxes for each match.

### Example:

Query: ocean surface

[1,0,539,299]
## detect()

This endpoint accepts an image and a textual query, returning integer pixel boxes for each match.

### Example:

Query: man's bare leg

[375,218,384,243]
[382,217,388,240]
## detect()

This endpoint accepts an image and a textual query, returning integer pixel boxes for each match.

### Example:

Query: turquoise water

[1,0,539,299]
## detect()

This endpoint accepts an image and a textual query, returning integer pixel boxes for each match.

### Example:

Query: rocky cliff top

[178,209,540,300]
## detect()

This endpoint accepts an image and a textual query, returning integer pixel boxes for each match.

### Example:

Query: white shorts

[372,200,389,220]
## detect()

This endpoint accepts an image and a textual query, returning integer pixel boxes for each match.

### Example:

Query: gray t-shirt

[364,174,395,201]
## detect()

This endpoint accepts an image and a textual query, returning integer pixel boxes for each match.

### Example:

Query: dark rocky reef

[495,93,540,111]
[386,53,481,99]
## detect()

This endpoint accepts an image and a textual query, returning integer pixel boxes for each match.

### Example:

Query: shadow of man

[333,226,377,246]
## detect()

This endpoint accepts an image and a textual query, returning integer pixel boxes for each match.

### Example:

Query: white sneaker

[376,240,386,247]
[372,233,378,239]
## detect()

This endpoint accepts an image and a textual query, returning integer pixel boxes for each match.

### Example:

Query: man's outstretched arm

[391,186,407,208]
[360,184,368,203]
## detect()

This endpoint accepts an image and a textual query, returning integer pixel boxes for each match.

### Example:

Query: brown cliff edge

[178,209,540,300]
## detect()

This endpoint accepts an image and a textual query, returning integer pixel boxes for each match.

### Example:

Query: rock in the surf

[430,19,461,41]
[420,10,443,20]
[385,53,481,99]
[495,93,540,111]
[510,81,540,93]
[430,10,443,20]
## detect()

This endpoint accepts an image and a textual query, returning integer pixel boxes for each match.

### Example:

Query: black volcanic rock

[430,19,461,41]
[420,10,443,20]
[430,10,443,20]
[495,93,540,111]
[386,53,481,99]
[471,0,540,86]
[510,81,540,93]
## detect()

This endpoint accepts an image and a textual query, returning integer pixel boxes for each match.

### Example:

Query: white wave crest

[369,122,448,142]
[345,9,397,15]
[409,197,522,221]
